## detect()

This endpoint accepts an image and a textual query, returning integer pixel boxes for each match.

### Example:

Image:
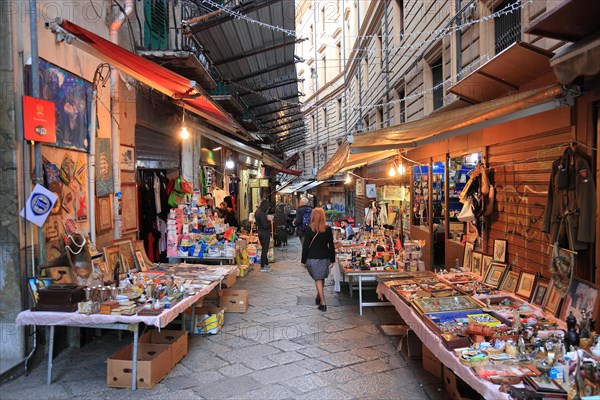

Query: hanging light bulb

[397,163,405,175]
[179,109,190,140]
[225,159,235,169]
[345,172,352,184]
[388,165,396,176]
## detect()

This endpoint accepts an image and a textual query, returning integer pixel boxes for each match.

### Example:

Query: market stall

[375,262,600,399]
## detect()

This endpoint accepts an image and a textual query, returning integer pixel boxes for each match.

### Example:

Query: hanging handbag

[457,197,477,222]
[549,215,576,298]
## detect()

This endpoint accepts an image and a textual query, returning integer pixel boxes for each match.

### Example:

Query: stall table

[341,268,406,315]
[15,280,220,390]
[377,282,510,399]
[168,255,235,265]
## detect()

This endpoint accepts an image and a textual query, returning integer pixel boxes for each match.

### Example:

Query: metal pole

[383,0,391,127]
[29,0,44,264]
[88,91,97,244]
[312,3,319,171]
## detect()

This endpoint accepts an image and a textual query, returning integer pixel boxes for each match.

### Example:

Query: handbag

[302,232,319,268]
[457,197,477,222]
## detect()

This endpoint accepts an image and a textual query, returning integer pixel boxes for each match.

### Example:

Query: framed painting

[531,277,550,307]
[112,240,138,272]
[543,280,563,317]
[103,244,121,275]
[462,242,474,270]
[96,195,113,234]
[470,252,483,276]
[483,262,507,289]
[119,145,135,172]
[482,255,493,280]
[493,239,507,262]
[36,59,92,151]
[133,240,154,271]
[500,270,519,293]
[558,278,600,323]
[121,183,139,233]
[28,277,52,304]
[515,270,537,300]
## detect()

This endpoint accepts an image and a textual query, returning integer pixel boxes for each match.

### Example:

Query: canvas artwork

[515,271,536,300]
[532,278,550,307]
[120,145,135,172]
[493,239,507,262]
[75,191,88,221]
[37,59,92,151]
[462,242,474,270]
[500,271,519,293]
[482,255,493,279]
[470,252,483,276]
[558,278,599,322]
[96,138,114,197]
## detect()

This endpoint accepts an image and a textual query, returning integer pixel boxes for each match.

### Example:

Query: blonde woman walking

[301,208,336,312]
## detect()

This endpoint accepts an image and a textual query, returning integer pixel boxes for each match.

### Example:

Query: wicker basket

[459,355,490,367]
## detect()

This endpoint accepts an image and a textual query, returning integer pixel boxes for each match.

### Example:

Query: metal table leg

[190,304,196,334]
[359,276,363,316]
[131,324,139,390]
[47,325,55,385]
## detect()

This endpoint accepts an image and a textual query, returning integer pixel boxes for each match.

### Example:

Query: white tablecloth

[377,282,510,400]
[16,280,219,329]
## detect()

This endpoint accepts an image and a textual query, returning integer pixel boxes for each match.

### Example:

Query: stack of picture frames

[461,242,493,280]
[92,236,155,283]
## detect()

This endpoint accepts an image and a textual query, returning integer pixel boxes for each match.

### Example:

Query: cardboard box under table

[221,269,237,288]
[107,343,171,389]
[219,289,249,313]
[140,330,188,368]
[193,304,225,334]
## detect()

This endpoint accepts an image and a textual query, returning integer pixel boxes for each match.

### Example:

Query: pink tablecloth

[377,282,510,400]
[16,280,219,329]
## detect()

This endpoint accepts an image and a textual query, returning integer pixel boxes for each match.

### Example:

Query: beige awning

[316,142,398,180]
[351,85,564,154]
[550,34,600,84]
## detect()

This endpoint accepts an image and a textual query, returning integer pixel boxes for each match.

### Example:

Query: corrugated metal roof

[187,0,305,158]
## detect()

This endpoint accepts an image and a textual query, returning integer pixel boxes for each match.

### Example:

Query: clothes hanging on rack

[542,146,596,250]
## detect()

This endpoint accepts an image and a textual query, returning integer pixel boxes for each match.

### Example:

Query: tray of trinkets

[422,309,481,349]
[412,295,482,315]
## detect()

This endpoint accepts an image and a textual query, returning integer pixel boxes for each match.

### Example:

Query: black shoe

[315,295,320,305]
[318,305,327,312]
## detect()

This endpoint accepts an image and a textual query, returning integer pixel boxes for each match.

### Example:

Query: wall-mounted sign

[366,184,377,198]
[20,184,58,227]
[355,178,364,196]
[260,179,269,188]
[23,96,56,143]
[249,178,259,188]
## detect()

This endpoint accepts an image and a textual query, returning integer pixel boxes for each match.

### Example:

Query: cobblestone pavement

[1,240,446,399]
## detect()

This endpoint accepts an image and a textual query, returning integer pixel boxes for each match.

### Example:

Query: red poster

[23,96,56,143]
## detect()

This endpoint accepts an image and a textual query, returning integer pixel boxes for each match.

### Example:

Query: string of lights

[198,0,529,45]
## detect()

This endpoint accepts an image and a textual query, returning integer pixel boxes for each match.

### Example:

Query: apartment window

[337,98,342,122]
[494,0,521,54]
[144,0,169,50]
[431,56,443,110]
[363,58,369,87]
[376,30,383,71]
[322,56,327,84]
[323,145,328,162]
[395,87,406,124]
[363,114,370,131]
[302,152,306,169]
[323,107,328,127]
[378,108,384,129]
[394,0,404,44]
[336,41,342,73]
[312,150,316,168]
[311,115,315,133]
[310,24,314,47]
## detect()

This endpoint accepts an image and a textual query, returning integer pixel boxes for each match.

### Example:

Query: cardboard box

[219,289,249,313]
[107,343,171,388]
[406,330,422,360]
[194,305,225,334]
[141,330,188,368]
[222,270,237,288]
[422,344,442,379]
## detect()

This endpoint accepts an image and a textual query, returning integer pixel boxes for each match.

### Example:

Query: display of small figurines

[511,309,522,333]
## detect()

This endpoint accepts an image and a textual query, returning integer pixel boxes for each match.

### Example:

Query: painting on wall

[96,138,114,197]
[36,59,92,152]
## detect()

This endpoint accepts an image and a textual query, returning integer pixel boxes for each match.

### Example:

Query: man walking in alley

[294,196,312,245]
[256,200,272,272]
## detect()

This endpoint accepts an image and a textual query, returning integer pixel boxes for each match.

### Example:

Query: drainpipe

[110,0,134,239]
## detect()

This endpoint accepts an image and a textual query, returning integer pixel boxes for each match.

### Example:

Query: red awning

[52,19,241,134]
